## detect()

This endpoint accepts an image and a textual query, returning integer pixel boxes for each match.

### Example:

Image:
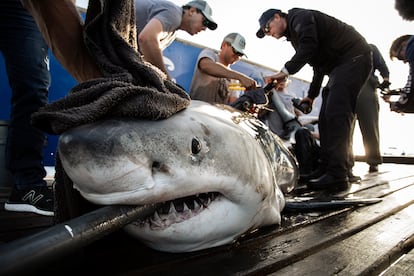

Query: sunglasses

[202,18,210,28]
[196,9,210,28]
[263,17,274,35]
[230,45,244,57]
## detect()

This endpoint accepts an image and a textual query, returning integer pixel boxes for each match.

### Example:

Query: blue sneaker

[4,186,54,216]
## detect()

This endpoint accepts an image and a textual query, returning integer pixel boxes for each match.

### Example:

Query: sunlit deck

[1,161,414,275]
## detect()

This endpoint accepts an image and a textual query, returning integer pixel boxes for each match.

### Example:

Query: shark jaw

[124,189,282,253]
[140,192,220,231]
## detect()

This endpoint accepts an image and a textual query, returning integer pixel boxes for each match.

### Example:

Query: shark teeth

[140,192,219,230]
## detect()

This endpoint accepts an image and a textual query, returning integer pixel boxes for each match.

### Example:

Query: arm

[299,68,325,108]
[284,10,319,75]
[266,67,323,109]
[307,68,324,100]
[375,55,390,81]
[138,18,171,79]
[389,38,414,112]
[372,44,390,82]
[21,0,103,82]
[266,11,319,84]
[391,60,414,112]
[198,57,257,90]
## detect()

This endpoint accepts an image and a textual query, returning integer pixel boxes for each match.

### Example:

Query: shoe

[369,165,378,173]
[348,172,361,183]
[307,173,350,191]
[299,167,325,183]
[4,186,54,216]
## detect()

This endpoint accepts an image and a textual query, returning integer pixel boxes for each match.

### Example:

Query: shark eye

[191,137,202,154]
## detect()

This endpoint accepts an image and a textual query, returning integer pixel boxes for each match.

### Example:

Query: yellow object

[228,81,245,91]
[228,86,246,91]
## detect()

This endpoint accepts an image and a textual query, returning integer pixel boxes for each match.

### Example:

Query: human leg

[355,80,382,171]
[294,127,320,176]
[0,1,53,215]
[308,80,353,190]
[316,87,329,172]
[348,117,361,183]
[308,54,372,191]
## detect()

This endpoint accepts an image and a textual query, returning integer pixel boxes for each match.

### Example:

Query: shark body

[58,100,298,252]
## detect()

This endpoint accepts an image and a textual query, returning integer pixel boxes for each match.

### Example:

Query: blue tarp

[0,39,310,166]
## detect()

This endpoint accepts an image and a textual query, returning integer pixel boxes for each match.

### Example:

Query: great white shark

[57,100,298,252]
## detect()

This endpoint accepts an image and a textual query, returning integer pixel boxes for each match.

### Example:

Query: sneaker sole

[4,203,54,217]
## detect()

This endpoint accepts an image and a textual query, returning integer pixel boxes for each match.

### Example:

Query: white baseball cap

[224,33,246,56]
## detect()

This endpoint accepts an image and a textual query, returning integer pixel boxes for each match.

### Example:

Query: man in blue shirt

[388,35,414,113]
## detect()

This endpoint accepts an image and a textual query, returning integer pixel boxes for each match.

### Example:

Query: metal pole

[0,204,159,275]
[271,92,296,123]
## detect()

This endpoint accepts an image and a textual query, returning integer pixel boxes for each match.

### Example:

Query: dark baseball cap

[184,0,217,30]
[256,9,282,38]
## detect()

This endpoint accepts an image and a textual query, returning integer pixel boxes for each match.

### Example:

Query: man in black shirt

[256,8,372,191]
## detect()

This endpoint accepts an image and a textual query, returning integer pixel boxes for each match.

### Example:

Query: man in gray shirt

[135,0,217,79]
[190,33,257,104]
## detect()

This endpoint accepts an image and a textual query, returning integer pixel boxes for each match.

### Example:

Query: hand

[390,102,402,113]
[381,94,391,103]
[301,96,314,106]
[310,131,320,140]
[264,72,288,84]
[274,79,288,91]
[240,78,257,91]
[378,80,391,90]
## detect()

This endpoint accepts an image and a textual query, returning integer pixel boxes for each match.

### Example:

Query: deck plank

[381,248,414,276]
[1,163,414,275]
[273,204,414,275]
[130,181,414,275]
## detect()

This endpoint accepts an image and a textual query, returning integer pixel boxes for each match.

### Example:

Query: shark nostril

[152,161,170,174]
[152,161,161,170]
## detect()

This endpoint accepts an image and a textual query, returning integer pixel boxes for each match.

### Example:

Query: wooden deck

[1,161,414,275]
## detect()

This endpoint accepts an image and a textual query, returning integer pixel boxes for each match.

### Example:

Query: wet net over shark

[58,100,298,252]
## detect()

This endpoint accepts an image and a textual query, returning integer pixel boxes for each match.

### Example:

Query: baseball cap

[256,9,282,38]
[224,33,246,56]
[184,0,217,30]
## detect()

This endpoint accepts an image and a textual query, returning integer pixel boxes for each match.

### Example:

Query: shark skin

[58,100,298,252]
